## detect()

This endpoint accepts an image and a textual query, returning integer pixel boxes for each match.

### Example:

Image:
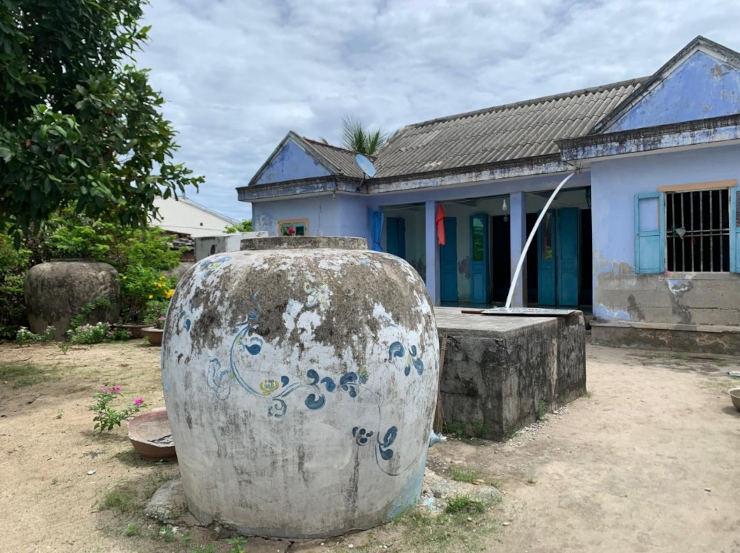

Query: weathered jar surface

[162,237,439,538]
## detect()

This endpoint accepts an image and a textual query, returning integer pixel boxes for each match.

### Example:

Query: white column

[425,200,440,305]
[509,192,527,307]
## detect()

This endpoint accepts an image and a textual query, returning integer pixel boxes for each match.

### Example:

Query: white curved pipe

[505,172,576,309]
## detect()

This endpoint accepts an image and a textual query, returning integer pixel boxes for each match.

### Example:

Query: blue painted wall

[256,138,331,185]
[252,195,369,239]
[609,50,740,132]
[591,143,740,324]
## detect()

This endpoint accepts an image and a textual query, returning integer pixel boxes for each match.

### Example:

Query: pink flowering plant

[90,384,146,432]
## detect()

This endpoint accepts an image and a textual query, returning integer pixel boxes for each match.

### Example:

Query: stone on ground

[145,478,187,523]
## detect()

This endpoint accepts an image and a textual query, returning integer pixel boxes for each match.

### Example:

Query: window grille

[666,188,730,272]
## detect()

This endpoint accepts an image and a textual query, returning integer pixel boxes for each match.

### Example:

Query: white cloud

[137,0,740,219]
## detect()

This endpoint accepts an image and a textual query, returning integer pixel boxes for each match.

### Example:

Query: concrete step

[590,320,740,355]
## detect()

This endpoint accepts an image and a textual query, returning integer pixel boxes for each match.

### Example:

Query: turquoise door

[556,208,580,306]
[386,217,406,258]
[440,217,458,303]
[537,209,581,306]
[470,214,490,304]
[537,212,556,305]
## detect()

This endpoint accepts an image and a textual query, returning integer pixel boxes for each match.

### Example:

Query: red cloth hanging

[435,204,446,246]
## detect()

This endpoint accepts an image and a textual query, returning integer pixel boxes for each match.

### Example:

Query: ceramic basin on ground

[729,388,740,412]
[128,407,176,459]
[141,326,163,346]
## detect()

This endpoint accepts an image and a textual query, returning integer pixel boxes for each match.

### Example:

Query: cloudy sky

[137,0,740,220]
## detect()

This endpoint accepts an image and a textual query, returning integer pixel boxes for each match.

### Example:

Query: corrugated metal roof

[372,78,646,179]
[301,138,366,179]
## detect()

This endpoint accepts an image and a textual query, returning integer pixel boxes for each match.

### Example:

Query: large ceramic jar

[162,237,439,538]
[24,260,119,339]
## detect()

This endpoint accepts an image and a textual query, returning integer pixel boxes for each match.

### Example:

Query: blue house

[238,36,740,351]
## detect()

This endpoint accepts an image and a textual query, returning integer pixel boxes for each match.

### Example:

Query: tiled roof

[372,78,646,179]
[301,137,366,179]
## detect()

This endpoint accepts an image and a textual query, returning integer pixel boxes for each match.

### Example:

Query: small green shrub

[69,297,113,330]
[226,537,247,553]
[158,525,177,543]
[142,299,169,329]
[0,233,31,339]
[90,385,146,432]
[15,325,54,345]
[109,328,131,341]
[123,523,141,537]
[444,495,486,515]
[68,322,110,344]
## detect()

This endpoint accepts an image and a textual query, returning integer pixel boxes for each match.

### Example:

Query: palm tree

[342,116,387,156]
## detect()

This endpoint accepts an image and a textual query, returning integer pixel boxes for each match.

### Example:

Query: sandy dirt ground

[1,341,739,553]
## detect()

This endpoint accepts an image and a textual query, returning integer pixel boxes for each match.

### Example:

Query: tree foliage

[224,220,253,233]
[342,116,387,156]
[0,0,203,231]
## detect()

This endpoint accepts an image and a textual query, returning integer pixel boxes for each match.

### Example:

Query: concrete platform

[591,320,740,355]
[434,307,586,440]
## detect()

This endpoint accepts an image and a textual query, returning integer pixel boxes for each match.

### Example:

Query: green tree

[342,116,387,156]
[224,220,253,233]
[0,0,203,232]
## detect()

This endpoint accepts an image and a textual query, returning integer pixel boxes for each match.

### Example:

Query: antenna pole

[505,172,576,309]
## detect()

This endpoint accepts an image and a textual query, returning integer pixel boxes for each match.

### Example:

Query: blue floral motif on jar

[388,342,424,376]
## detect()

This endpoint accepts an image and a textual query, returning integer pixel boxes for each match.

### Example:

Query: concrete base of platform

[434,307,586,441]
[591,320,740,355]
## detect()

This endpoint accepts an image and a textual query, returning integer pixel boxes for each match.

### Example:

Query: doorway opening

[525,187,592,309]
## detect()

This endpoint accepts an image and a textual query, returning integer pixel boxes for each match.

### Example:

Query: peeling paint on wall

[666,278,693,324]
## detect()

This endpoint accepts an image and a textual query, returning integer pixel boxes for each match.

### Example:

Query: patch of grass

[226,537,247,553]
[100,473,171,515]
[189,544,216,553]
[443,419,490,439]
[470,420,490,438]
[390,503,498,552]
[442,420,466,438]
[536,400,548,421]
[102,488,138,513]
[444,495,486,515]
[0,362,58,388]
[158,525,177,542]
[123,523,141,537]
[449,466,480,484]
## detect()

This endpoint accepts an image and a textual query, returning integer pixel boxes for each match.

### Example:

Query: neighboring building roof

[301,137,367,179]
[591,35,740,134]
[373,78,645,179]
[247,132,365,187]
[151,196,239,238]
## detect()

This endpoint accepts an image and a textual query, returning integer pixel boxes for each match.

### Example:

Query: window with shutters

[665,189,730,272]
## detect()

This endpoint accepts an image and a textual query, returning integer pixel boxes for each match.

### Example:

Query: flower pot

[128,407,176,460]
[162,237,440,538]
[730,388,740,412]
[112,323,147,339]
[141,327,163,346]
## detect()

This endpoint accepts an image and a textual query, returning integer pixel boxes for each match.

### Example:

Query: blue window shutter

[634,193,664,274]
[732,187,740,272]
